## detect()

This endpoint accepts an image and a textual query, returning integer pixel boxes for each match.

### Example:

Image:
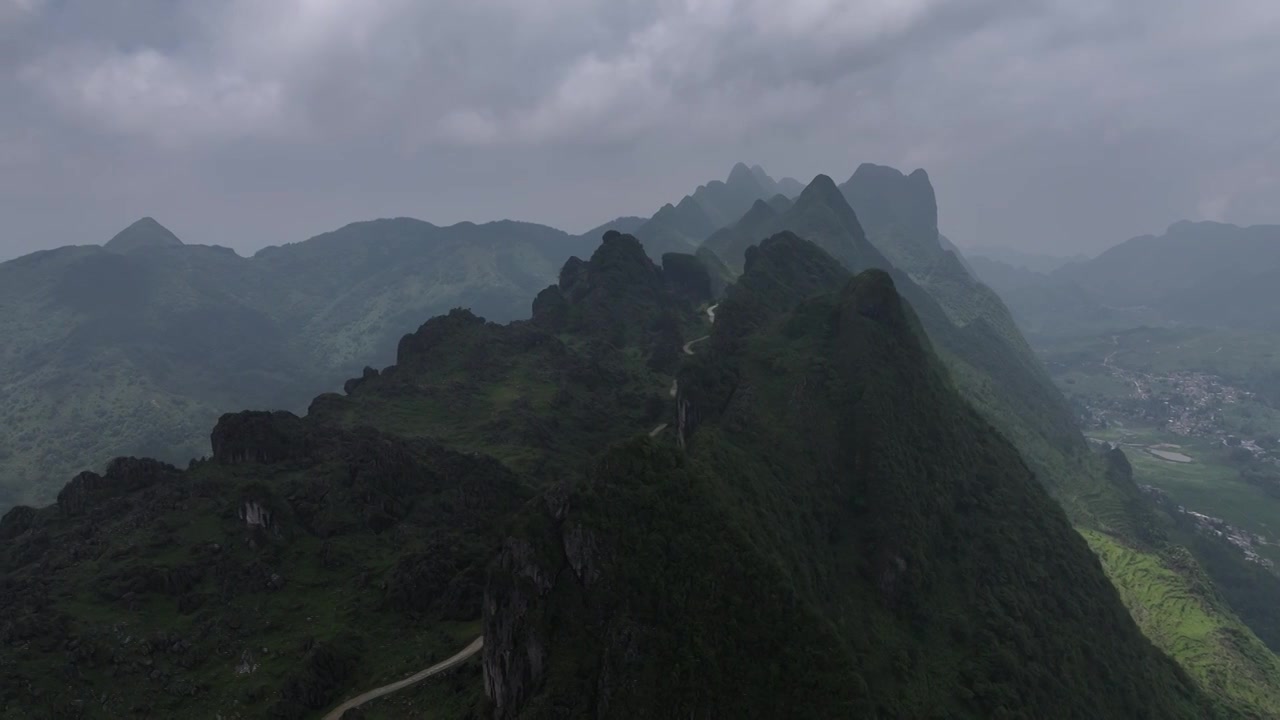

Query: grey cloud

[2,0,1279,259]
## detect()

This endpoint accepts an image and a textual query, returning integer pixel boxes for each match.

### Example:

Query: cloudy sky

[1,0,1277,260]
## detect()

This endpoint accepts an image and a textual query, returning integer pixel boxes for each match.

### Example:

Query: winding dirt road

[652,304,718,437]
[682,336,709,355]
[322,636,483,720]
[680,301,721,353]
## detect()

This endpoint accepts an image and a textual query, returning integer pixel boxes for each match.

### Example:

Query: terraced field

[1082,529,1280,716]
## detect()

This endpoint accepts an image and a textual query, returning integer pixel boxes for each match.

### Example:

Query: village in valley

[1045,334,1280,569]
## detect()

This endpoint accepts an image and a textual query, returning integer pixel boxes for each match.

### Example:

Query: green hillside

[7,162,1280,717]
[1,232,1218,718]
[0,218,594,509]
[485,241,1212,718]
[700,169,1280,717]
[0,165,799,511]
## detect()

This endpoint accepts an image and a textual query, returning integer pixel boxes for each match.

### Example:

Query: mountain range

[5,165,1280,716]
[0,165,816,510]
[970,221,1280,339]
[1,222,1215,719]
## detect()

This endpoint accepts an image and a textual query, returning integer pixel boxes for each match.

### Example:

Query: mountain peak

[797,173,843,200]
[850,163,907,182]
[794,175,856,216]
[719,231,852,330]
[746,164,782,192]
[1167,219,1235,235]
[848,164,937,209]
[558,233,665,306]
[725,162,769,199]
[727,162,755,185]
[104,217,183,252]
[741,198,779,225]
[536,232,677,347]
[767,193,793,213]
[742,231,844,282]
[840,163,940,271]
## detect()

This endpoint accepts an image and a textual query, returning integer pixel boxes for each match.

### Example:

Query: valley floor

[1042,329,1280,569]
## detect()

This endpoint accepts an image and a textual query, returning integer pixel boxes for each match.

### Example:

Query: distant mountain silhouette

[0,216,592,508]
[622,163,805,258]
[980,221,1280,336]
[104,217,184,252]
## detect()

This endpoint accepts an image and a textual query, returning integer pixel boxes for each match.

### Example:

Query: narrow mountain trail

[321,637,483,720]
[652,304,718,437]
[682,336,709,355]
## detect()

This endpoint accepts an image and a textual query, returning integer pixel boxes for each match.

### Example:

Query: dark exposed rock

[210,411,311,465]
[395,308,488,369]
[342,366,380,395]
[0,505,36,540]
[529,285,568,332]
[238,499,274,530]
[562,522,604,586]
[558,256,590,301]
[482,537,558,718]
[55,457,179,517]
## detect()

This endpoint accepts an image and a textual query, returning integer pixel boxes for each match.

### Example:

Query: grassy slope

[1084,529,1280,717]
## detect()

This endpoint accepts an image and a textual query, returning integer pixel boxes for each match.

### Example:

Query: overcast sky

[1,0,1277,260]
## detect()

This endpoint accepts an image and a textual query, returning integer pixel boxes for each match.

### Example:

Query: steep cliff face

[840,163,942,275]
[482,535,559,717]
